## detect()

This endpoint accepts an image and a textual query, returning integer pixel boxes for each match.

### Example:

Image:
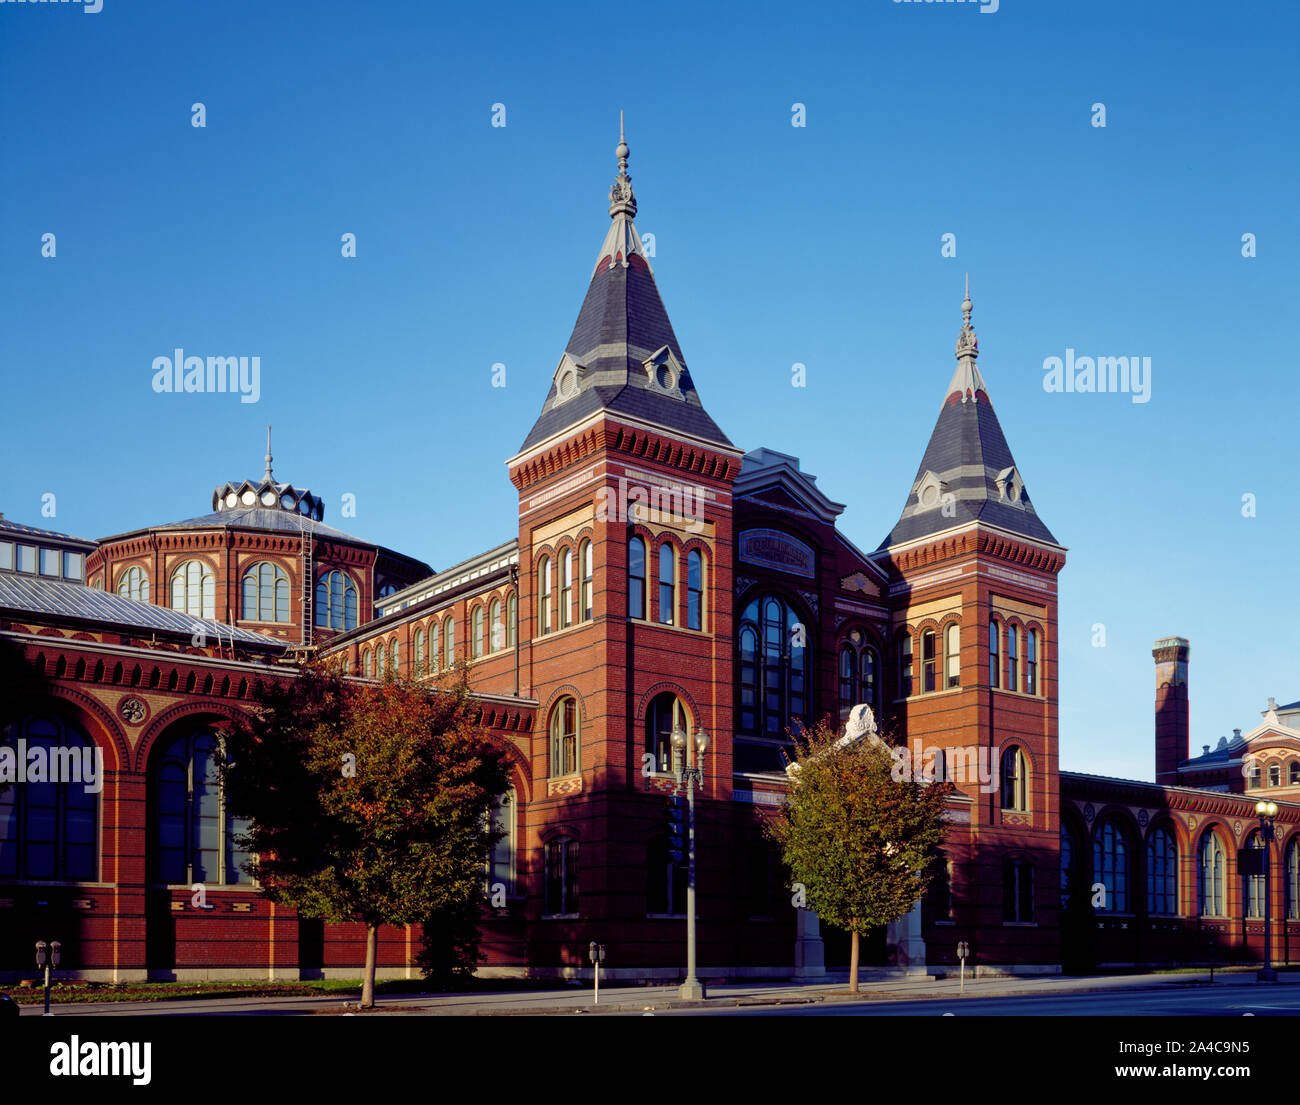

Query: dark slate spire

[878,279,1059,550]
[518,119,732,453]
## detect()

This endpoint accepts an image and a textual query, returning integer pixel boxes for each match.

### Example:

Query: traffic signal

[665,795,686,864]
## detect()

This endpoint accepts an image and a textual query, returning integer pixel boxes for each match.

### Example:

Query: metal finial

[609,113,636,219]
[264,424,273,482]
[962,273,972,323]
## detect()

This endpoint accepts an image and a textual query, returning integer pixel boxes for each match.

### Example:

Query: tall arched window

[430,620,441,673]
[472,606,485,658]
[1198,830,1225,916]
[537,556,552,635]
[362,648,373,678]
[898,631,913,698]
[117,566,149,603]
[1003,858,1033,922]
[0,715,97,881]
[1268,762,1281,787]
[1006,625,1019,692]
[153,727,250,886]
[1093,820,1129,912]
[1287,836,1300,921]
[646,692,688,774]
[485,788,515,894]
[686,550,703,630]
[1244,830,1266,918]
[1001,745,1028,811]
[1290,761,1300,786]
[171,559,215,620]
[579,540,593,622]
[921,630,937,693]
[945,623,960,688]
[989,618,1000,688]
[628,537,646,620]
[735,593,810,774]
[316,570,358,630]
[560,549,573,629]
[550,696,579,776]
[838,634,880,719]
[388,637,398,676]
[1146,825,1177,915]
[413,627,426,674]
[1026,629,1038,695]
[376,642,386,679]
[657,543,675,625]
[544,837,578,916]
[241,561,289,622]
[1060,821,1079,910]
[507,593,517,648]
[489,598,502,652]
[1247,761,1262,790]
[443,616,455,668]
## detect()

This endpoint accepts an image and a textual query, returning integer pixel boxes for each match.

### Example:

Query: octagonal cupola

[210,427,325,521]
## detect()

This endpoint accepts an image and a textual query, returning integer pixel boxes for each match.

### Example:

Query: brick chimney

[1153,636,1190,785]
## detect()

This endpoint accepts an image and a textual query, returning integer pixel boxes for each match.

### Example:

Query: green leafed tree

[765,715,952,992]
[217,660,510,1007]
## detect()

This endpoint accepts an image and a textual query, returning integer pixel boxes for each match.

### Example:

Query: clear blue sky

[2,0,1296,782]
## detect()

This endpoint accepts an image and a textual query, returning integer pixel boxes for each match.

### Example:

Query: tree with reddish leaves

[218,661,510,1007]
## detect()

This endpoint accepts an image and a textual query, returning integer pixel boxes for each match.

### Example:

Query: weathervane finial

[609,112,636,218]
[264,424,273,482]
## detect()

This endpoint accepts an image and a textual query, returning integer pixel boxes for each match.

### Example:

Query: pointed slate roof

[518,121,733,454]
[878,280,1059,550]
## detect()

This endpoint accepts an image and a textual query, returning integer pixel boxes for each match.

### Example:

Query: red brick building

[2,133,1297,982]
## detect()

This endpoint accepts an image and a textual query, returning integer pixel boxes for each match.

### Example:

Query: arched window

[647,835,687,915]
[646,692,688,774]
[537,556,552,636]
[921,629,937,693]
[1093,820,1129,912]
[1001,745,1028,811]
[413,627,425,674]
[171,559,215,620]
[315,570,358,630]
[1268,762,1281,788]
[1291,760,1300,786]
[388,638,398,676]
[735,593,810,774]
[485,787,515,895]
[1026,629,1038,695]
[1287,836,1300,921]
[443,616,455,668]
[928,852,953,921]
[628,537,646,620]
[507,593,517,648]
[945,623,960,688]
[1198,830,1225,916]
[153,727,249,886]
[489,598,502,652]
[579,540,593,623]
[472,607,484,658]
[657,543,675,625]
[839,646,855,713]
[362,648,373,678]
[430,620,441,673]
[1060,821,1079,910]
[560,549,573,629]
[687,549,703,630]
[544,837,578,916]
[1146,825,1177,915]
[117,566,149,603]
[838,635,881,719]
[376,642,386,679]
[550,696,579,777]
[1003,858,1033,922]
[989,618,1000,688]
[1006,625,1019,692]
[1247,761,1262,790]
[898,631,913,698]
[0,715,98,881]
[1244,830,1266,919]
[377,582,398,600]
[241,561,289,622]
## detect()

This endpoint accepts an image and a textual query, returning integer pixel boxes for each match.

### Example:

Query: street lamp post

[1255,800,1279,983]
[672,723,710,1001]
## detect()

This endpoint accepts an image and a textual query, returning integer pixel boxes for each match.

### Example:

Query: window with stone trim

[550,696,579,777]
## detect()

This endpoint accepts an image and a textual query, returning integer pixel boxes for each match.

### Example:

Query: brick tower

[505,121,743,966]
[1153,636,1190,785]
[872,279,1067,971]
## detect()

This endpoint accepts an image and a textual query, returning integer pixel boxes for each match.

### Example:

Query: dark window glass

[628,538,645,619]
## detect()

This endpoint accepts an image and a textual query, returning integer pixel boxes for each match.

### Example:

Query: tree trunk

[361,924,378,1008]
[849,924,860,993]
